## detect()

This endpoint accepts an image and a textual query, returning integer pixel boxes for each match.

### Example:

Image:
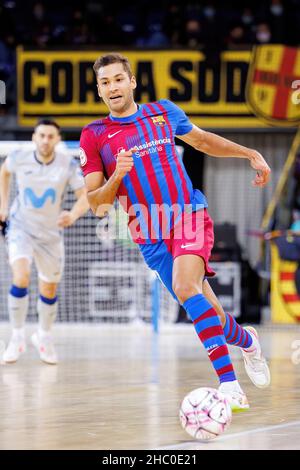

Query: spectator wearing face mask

[241,7,256,41]
[241,7,255,27]
[268,0,286,43]
[255,22,272,44]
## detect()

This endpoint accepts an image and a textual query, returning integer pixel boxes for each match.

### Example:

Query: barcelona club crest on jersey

[246,45,300,126]
[151,115,166,127]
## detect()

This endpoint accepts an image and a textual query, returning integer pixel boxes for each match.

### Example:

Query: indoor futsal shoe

[219,381,250,413]
[242,326,271,389]
[2,334,26,363]
[31,331,58,365]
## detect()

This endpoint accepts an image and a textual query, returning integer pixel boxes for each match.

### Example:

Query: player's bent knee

[173,282,200,304]
[12,273,30,288]
[11,259,31,287]
[39,283,58,299]
[13,279,30,289]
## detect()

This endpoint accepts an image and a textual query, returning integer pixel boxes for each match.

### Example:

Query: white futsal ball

[179,387,232,441]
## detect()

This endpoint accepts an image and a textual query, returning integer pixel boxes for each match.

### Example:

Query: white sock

[37,297,58,332]
[8,293,29,329]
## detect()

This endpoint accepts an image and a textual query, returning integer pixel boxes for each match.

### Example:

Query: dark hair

[93,53,133,78]
[34,119,61,133]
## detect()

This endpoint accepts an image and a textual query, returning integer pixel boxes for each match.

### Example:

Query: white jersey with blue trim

[6,149,84,240]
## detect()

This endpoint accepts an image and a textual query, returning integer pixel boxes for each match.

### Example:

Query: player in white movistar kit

[0,120,89,364]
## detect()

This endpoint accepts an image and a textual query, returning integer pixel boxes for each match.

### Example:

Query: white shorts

[7,227,65,283]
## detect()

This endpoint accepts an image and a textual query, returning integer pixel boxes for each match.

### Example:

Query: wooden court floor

[0,323,299,450]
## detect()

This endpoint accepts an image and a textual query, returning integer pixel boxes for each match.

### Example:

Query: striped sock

[223,313,253,349]
[183,294,236,384]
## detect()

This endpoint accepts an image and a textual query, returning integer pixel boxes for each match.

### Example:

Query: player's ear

[96,83,102,99]
[131,75,137,90]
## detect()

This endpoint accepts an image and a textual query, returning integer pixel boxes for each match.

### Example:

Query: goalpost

[0,141,178,327]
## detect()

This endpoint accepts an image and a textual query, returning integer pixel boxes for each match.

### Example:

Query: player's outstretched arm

[177,124,271,188]
[85,149,135,218]
[0,160,12,221]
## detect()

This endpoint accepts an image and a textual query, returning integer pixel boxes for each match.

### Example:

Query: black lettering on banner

[169,61,193,101]
[24,61,45,103]
[79,62,98,103]
[135,62,156,102]
[226,61,248,103]
[198,61,220,103]
[51,62,73,103]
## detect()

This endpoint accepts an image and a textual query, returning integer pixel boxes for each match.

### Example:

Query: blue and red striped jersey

[80,99,208,243]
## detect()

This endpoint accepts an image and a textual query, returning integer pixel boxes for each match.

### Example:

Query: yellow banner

[17,48,270,128]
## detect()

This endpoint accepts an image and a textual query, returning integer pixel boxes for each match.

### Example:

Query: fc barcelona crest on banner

[151,115,166,126]
[271,242,300,323]
[278,264,300,322]
[246,45,300,126]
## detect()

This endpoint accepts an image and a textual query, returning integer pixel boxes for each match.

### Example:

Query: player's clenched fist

[57,210,76,228]
[114,148,136,180]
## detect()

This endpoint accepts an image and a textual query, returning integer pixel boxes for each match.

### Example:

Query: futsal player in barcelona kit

[80,53,272,411]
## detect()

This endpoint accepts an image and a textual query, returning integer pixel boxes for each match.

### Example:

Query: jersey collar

[109,104,141,123]
[33,151,56,166]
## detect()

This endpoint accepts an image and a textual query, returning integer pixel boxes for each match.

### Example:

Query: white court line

[157,420,300,450]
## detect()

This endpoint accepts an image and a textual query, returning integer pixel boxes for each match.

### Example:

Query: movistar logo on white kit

[24,188,56,208]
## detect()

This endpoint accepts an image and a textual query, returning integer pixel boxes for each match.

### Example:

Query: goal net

[0,142,178,324]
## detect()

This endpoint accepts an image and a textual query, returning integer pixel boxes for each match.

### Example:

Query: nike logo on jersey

[180,243,198,249]
[108,130,122,139]
[24,188,56,208]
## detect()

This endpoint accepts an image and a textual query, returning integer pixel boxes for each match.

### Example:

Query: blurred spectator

[202,0,217,21]
[96,13,122,45]
[268,0,286,43]
[0,32,16,114]
[200,1,225,51]
[67,9,91,45]
[136,23,170,48]
[183,19,205,49]
[255,22,272,44]
[227,24,251,49]
[24,1,52,47]
[0,34,15,76]
[0,2,16,40]
[241,7,255,27]
[291,210,300,232]
[116,7,139,46]
[163,2,184,47]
